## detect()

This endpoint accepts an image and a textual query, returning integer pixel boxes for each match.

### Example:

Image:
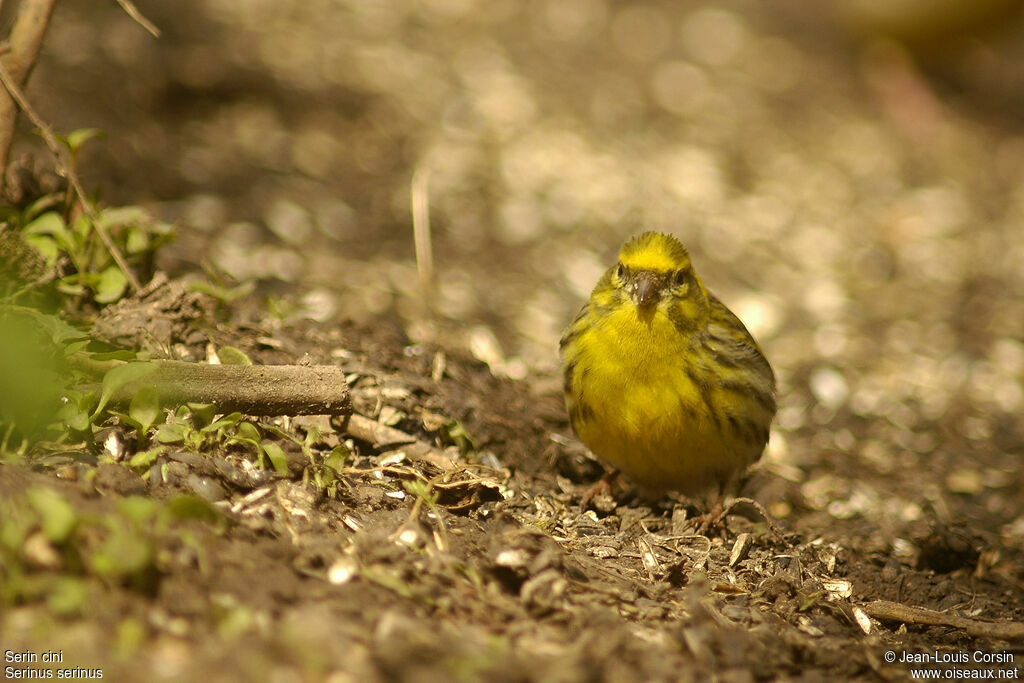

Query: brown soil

[2,299,1022,681]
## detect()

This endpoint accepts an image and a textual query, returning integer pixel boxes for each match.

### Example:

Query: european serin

[560,231,776,499]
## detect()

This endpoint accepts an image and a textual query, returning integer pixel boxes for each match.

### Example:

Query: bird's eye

[615,263,627,279]
[672,269,688,287]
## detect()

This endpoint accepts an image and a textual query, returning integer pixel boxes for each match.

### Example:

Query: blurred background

[13,0,1024,528]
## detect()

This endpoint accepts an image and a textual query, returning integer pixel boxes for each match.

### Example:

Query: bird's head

[612,232,708,322]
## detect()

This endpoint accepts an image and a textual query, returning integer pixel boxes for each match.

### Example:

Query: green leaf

[128,446,164,469]
[67,215,94,261]
[0,306,76,437]
[261,442,289,475]
[95,362,159,418]
[25,487,77,543]
[0,305,86,345]
[184,429,204,451]
[55,276,87,297]
[0,515,28,551]
[186,403,217,427]
[125,225,150,254]
[260,422,296,443]
[217,346,252,365]
[65,128,104,154]
[163,495,222,524]
[94,265,128,303]
[442,420,476,454]
[215,600,254,640]
[187,279,256,304]
[48,577,88,615]
[96,205,147,230]
[403,480,439,506]
[22,211,68,238]
[58,400,93,432]
[128,386,163,435]
[303,424,323,448]
[71,212,94,243]
[114,618,146,658]
[57,389,97,433]
[233,421,261,444]
[324,445,348,475]
[22,193,63,222]
[156,422,188,444]
[21,234,59,263]
[109,410,141,431]
[64,340,90,356]
[90,528,152,577]
[118,496,158,524]
[202,412,243,435]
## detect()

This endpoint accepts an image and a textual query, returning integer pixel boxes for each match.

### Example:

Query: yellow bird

[560,232,776,501]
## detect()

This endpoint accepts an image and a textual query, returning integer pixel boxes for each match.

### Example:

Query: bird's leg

[692,493,782,538]
[692,485,727,535]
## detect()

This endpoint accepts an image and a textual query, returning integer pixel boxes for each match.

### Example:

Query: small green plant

[0,485,226,611]
[404,479,440,508]
[438,418,476,455]
[2,129,174,308]
[314,444,349,497]
[264,421,350,495]
[0,132,177,456]
[0,314,324,480]
[152,404,290,476]
[18,202,173,305]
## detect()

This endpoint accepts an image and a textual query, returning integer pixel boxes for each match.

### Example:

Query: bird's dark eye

[672,269,688,287]
[615,263,627,279]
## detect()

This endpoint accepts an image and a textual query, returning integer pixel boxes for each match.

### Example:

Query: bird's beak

[632,271,660,307]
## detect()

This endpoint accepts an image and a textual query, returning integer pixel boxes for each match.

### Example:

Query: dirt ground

[2,301,1022,682]
[3,0,1024,681]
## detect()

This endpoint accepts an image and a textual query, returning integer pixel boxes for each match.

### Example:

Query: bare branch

[0,0,58,191]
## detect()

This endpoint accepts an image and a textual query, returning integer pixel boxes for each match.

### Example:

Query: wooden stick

[101,360,353,416]
[344,413,453,469]
[862,600,1024,641]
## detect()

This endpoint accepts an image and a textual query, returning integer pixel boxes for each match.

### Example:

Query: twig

[114,0,161,38]
[344,413,454,469]
[862,600,1024,641]
[411,167,434,300]
[0,0,57,190]
[0,59,141,292]
[722,496,783,538]
[83,360,353,416]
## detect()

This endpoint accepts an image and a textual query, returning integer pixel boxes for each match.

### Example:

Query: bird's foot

[690,496,781,538]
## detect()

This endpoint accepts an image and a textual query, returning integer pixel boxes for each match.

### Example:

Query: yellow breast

[566,302,756,495]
